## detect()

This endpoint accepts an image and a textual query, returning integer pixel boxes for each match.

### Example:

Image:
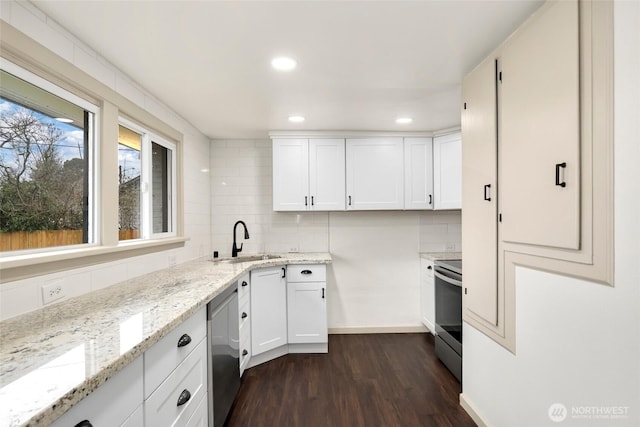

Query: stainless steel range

[434,259,462,382]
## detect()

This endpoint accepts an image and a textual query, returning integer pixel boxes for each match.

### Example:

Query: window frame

[118,117,178,242]
[0,58,100,253]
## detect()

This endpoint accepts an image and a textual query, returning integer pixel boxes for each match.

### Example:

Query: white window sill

[0,237,188,283]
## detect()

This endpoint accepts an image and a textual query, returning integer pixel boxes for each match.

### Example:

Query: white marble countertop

[0,253,331,427]
[419,252,462,261]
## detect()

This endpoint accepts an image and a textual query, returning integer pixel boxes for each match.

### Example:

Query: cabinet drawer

[144,340,207,427]
[237,273,250,300]
[51,357,143,427]
[239,335,251,376]
[185,392,208,427]
[239,290,250,316]
[287,265,326,282]
[239,299,250,333]
[144,307,206,398]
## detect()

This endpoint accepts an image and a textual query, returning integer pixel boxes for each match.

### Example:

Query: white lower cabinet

[250,266,288,356]
[287,265,327,345]
[144,340,207,427]
[238,273,251,376]
[51,356,143,427]
[419,259,435,334]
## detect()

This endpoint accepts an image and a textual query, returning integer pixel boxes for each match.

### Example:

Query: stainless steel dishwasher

[207,284,240,427]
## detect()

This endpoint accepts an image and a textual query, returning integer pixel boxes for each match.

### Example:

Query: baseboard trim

[460,393,490,427]
[329,325,428,334]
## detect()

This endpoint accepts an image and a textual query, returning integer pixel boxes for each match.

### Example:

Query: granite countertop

[419,252,462,261]
[0,253,331,427]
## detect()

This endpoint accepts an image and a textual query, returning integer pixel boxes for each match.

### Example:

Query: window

[118,125,142,241]
[118,119,176,241]
[0,64,97,252]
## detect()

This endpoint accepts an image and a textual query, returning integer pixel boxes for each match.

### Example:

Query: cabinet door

[462,56,499,326]
[433,133,462,210]
[345,138,404,210]
[250,267,288,355]
[420,259,435,333]
[272,139,309,211]
[287,282,327,344]
[309,138,346,211]
[499,0,580,249]
[404,138,434,210]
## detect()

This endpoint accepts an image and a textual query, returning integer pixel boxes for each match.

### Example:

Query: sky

[0,97,85,168]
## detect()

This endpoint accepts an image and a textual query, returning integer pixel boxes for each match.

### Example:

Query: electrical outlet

[168,254,177,266]
[42,279,66,305]
[289,247,299,253]
[445,243,456,252]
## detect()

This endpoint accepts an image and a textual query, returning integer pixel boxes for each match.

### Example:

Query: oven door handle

[434,270,462,287]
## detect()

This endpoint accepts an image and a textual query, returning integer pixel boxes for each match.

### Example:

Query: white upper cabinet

[433,132,462,210]
[404,137,434,210]
[309,139,346,211]
[273,138,345,211]
[345,138,404,210]
[272,139,309,211]
[499,0,580,250]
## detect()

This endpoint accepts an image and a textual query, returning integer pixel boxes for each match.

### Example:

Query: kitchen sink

[212,254,282,264]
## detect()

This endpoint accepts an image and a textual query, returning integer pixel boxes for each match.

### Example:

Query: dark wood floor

[226,333,476,427]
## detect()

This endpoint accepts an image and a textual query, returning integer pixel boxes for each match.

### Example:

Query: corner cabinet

[272,138,345,211]
[250,266,288,356]
[345,138,404,210]
[462,0,614,352]
[433,133,462,210]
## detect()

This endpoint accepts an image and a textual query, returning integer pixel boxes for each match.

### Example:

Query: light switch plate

[42,279,66,305]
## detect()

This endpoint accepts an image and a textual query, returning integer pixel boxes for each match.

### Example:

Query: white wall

[210,139,462,330]
[462,2,640,426]
[0,1,211,320]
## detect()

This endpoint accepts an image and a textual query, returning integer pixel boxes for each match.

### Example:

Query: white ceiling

[33,0,543,139]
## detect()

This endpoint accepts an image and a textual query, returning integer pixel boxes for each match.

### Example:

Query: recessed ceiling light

[288,115,305,123]
[271,57,297,71]
[396,117,413,124]
[55,117,73,123]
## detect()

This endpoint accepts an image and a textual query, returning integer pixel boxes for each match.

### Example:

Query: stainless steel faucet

[232,220,250,257]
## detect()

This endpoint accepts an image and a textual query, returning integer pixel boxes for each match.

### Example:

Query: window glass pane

[0,70,92,252]
[151,141,170,234]
[118,125,141,241]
